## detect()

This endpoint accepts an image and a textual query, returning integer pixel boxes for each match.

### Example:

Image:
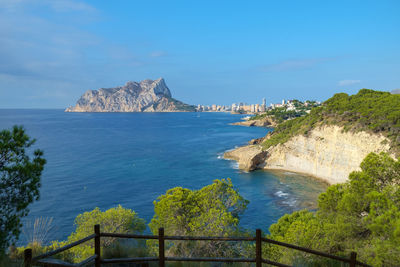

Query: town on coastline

[196,98,321,114]
[65,78,322,115]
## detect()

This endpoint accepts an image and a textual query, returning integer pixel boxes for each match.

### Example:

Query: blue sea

[0,110,327,244]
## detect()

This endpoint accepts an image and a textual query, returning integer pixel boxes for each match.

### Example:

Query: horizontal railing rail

[24,224,372,267]
[101,232,158,239]
[166,257,255,263]
[164,235,255,241]
[32,234,96,262]
[262,237,353,265]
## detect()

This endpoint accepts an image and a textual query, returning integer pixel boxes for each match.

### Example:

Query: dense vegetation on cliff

[262,89,400,155]
[267,152,400,266]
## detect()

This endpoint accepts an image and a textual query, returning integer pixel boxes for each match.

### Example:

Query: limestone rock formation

[230,116,277,127]
[65,78,195,112]
[225,126,392,184]
[248,137,265,145]
[224,145,268,171]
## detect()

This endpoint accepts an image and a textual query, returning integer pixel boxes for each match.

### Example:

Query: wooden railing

[24,224,372,267]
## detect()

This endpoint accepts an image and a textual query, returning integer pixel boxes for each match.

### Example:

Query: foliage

[261,89,400,155]
[148,179,250,258]
[102,239,149,261]
[12,181,252,264]
[0,248,23,267]
[52,205,145,263]
[250,100,319,122]
[267,152,400,266]
[9,241,61,263]
[0,126,46,256]
[250,107,304,123]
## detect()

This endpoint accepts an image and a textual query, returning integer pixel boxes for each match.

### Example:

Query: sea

[0,110,328,244]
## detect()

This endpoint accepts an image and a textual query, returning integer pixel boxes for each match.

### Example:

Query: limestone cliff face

[224,145,267,171]
[65,78,195,112]
[224,125,391,184]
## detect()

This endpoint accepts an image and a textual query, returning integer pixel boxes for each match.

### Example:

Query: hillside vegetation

[262,89,400,155]
[250,100,319,123]
[267,152,400,266]
[249,107,306,124]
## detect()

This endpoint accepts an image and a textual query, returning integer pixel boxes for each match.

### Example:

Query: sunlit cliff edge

[224,125,391,184]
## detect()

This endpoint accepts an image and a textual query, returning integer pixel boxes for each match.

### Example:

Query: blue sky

[0,0,399,108]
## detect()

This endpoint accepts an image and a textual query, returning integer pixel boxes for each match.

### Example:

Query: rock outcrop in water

[224,125,391,184]
[230,116,277,128]
[65,78,195,112]
[224,145,268,171]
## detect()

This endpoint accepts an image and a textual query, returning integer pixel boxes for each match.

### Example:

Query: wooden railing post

[24,248,32,267]
[256,229,262,267]
[158,228,165,267]
[350,251,357,267]
[94,224,101,267]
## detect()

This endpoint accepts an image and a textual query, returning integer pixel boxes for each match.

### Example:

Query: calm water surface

[0,110,327,243]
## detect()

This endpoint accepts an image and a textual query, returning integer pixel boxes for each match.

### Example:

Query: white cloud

[338,80,361,86]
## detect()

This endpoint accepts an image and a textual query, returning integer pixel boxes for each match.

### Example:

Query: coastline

[262,166,333,186]
[230,116,278,128]
[223,143,345,185]
[225,124,392,185]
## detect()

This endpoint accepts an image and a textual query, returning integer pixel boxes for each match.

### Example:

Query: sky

[0,0,399,108]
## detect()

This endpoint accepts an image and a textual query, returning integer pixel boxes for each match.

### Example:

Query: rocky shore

[224,125,391,184]
[224,145,267,171]
[230,116,277,128]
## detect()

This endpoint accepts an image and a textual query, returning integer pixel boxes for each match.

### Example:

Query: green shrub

[148,179,250,258]
[267,152,400,266]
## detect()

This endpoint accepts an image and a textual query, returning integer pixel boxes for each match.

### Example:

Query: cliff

[224,89,400,184]
[65,78,195,112]
[224,125,391,184]
[224,145,268,171]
